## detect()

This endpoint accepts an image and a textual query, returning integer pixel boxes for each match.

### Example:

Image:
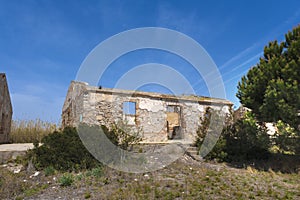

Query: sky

[0,0,300,124]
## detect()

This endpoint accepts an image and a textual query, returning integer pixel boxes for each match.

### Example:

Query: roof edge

[72,81,233,105]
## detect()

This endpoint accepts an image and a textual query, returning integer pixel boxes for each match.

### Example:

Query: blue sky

[1,0,300,123]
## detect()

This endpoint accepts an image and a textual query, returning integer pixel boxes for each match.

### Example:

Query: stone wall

[233,106,251,122]
[62,82,233,144]
[62,81,87,128]
[0,73,13,144]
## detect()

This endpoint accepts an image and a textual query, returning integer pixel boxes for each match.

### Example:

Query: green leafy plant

[222,112,271,161]
[197,110,271,162]
[194,107,212,148]
[59,173,74,187]
[194,107,228,160]
[28,127,101,171]
[102,121,142,150]
[91,166,103,178]
[44,166,55,176]
[84,192,91,199]
[274,120,299,154]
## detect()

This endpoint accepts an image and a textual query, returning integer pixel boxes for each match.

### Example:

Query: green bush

[91,166,103,178]
[194,107,228,161]
[196,110,271,162]
[194,107,212,148]
[28,127,101,171]
[204,136,227,162]
[223,112,271,161]
[84,192,91,199]
[102,121,142,150]
[274,120,300,155]
[44,166,55,176]
[59,173,74,187]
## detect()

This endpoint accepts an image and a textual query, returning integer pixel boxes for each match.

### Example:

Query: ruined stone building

[62,81,232,143]
[0,73,12,143]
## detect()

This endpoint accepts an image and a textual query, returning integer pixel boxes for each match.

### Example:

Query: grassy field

[0,155,299,199]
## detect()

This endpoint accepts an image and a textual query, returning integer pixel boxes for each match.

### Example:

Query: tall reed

[10,119,58,143]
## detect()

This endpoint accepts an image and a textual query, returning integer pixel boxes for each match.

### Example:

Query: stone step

[187,150,198,155]
[186,146,197,151]
[187,153,203,161]
[185,146,203,161]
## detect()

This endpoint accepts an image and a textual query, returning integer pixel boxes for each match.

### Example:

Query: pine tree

[237,25,300,129]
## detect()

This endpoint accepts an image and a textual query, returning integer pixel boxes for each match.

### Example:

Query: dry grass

[10,119,58,143]
[1,155,299,199]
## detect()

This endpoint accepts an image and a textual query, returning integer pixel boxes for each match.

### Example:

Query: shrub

[194,107,228,160]
[223,112,271,161]
[84,192,91,199]
[76,122,143,167]
[44,166,55,176]
[204,136,227,162]
[102,121,142,150]
[274,120,300,155]
[28,127,101,171]
[194,107,212,148]
[196,110,271,162]
[91,166,103,178]
[59,173,74,187]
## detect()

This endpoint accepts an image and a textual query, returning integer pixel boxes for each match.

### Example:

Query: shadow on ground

[226,153,300,173]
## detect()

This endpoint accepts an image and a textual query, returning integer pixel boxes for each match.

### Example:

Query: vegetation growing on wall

[101,121,143,151]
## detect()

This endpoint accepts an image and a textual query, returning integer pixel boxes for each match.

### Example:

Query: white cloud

[219,43,261,70]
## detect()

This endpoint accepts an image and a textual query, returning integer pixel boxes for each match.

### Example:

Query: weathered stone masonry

[0,73,13,144]
[62,81,233,143]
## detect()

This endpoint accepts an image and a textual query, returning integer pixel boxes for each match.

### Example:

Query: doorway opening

[166,105,182,139]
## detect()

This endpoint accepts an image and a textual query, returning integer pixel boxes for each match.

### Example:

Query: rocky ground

[0,154,299,200]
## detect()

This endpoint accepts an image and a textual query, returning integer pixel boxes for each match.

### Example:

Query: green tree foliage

[237,25,300,129]
[274,120,299,154]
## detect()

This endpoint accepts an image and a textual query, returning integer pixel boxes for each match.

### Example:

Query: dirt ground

[0,154,299,200]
